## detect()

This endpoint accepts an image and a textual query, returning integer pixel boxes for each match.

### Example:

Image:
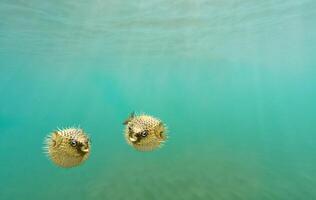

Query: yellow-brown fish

[44,127,90,168]
[123,112,167,151]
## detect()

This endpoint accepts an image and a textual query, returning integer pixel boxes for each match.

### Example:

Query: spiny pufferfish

[44,127,91,168]
[123,112,167,151]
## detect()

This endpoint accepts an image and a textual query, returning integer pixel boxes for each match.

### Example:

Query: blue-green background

[0,0,316,199]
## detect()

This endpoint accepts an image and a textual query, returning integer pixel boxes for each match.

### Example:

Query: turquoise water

[1,0,316,199]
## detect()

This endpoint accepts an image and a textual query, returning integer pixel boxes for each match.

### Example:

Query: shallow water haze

[0,0,316,199]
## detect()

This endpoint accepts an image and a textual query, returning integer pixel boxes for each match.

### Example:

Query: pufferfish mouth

[128,131,139,143]
[80,146,90,153]
[129,136,138,142]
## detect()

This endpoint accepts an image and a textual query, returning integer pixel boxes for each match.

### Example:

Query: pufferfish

[44,127,91,168]
[123,112,167,151]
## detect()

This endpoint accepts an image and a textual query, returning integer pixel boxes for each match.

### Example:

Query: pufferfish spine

[43,127,91,168]
[123,112,168,151]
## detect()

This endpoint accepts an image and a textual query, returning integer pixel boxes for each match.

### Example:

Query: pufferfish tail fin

[123,111,135,125]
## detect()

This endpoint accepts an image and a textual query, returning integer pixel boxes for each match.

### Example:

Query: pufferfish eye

[70,140,77,147]
[141,131,148,137]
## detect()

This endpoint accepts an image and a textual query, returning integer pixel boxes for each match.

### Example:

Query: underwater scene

[0,0,316,199]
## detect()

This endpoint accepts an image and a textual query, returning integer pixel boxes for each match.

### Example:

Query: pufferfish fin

[123,111,135,125]
[51,131,63,148]
[154,122,166,140]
